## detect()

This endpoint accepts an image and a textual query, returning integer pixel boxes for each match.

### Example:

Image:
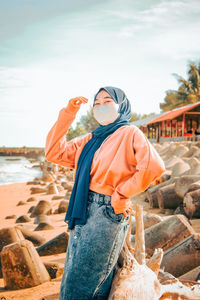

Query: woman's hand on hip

[122,207,135,218]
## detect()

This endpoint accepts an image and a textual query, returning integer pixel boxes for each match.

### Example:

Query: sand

[0,182,67,300]
[0,182,199,300]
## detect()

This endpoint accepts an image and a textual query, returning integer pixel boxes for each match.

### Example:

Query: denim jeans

[59,190,130,300]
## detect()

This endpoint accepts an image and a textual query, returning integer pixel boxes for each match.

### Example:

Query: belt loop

[95,193,98,203]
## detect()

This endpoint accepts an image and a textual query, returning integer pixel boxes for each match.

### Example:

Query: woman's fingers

[80,96,88,103]
[70,96,88,106]
[123,208,135,217]
[123,211,127,218]
[129,208,136,216]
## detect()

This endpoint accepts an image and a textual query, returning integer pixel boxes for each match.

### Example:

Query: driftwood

[157,183,183,210]
[183,189,200,218]
[131,213,163,235]
[109,205,163,299]
[174,175,200,198]
[108,205,200,299]
[131,214,194,257]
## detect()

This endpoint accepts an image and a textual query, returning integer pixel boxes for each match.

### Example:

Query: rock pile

[147,141,200,218]
[0,153,199,297]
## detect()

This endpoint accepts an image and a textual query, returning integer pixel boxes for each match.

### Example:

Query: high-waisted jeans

[59,190,130,300]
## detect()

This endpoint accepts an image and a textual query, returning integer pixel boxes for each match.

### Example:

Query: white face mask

[93,104,120,125]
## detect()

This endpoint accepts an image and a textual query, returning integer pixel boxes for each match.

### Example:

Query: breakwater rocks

[0,146,44,158]
[145,140,200,219]
[0,142,200,299]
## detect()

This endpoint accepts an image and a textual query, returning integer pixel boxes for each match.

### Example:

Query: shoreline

[0,155,43,186]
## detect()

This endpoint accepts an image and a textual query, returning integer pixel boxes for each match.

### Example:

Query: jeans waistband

[88,190,111,205]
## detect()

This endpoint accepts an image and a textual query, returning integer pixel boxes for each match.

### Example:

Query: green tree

[80,106,99,132]
[130,112,141,122]
[160,61,200,112]
[66,122,86,141]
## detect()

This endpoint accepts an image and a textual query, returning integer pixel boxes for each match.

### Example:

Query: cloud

[106,0,200,60]
[0,0,106,43]
[0,67,29,91]
[0,0,200,146]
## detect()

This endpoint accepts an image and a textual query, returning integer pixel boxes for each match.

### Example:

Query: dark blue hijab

[64,86,132,229]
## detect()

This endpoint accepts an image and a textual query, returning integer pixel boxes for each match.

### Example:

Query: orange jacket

[45,104,166,214]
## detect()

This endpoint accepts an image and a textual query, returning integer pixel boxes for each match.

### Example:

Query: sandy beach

[0,182,67,300]
[0,180,200,300]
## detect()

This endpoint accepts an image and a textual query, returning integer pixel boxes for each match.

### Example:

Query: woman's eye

[94,100,112,106]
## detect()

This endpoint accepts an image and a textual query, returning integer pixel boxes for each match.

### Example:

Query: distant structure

[131,102,200,143]
[130,114,162,137]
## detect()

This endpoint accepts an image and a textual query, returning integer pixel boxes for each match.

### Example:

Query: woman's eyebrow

[95,96,112,101]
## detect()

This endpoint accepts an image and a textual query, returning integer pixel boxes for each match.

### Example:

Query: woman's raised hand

[69,96,88,107]
[67,96,88,113]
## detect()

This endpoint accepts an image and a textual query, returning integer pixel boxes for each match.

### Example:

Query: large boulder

[30,200,52,217]
[1,240,50,289]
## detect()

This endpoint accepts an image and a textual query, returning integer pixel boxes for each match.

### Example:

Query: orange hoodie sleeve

[45,103,91,169]
[111,128,166,213]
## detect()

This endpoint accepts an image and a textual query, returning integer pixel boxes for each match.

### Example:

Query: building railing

[149,136,200,143]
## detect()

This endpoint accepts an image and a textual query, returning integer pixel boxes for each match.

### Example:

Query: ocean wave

[0,156,43,185]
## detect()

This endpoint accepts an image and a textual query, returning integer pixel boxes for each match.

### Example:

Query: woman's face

[93,90,116,108]
[93,90,120,125]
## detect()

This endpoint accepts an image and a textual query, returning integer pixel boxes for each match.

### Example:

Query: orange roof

[147,102,200,125]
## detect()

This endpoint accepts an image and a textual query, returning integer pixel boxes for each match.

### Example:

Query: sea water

[0,156,44,185]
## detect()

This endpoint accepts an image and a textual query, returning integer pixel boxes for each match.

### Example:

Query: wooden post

[182,113,185,137]
[156,125,158,143]
[170,120,172,138]
[161,121,164,137]
[134,205,145,265]
[158,123,161,143]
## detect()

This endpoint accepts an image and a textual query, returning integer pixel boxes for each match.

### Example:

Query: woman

[45,86,165,300]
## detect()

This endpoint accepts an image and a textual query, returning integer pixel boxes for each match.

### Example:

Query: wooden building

[146,102,200,143]
[130,114,162,136]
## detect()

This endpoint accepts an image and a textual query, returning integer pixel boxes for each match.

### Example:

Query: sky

[0,0,200,147]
